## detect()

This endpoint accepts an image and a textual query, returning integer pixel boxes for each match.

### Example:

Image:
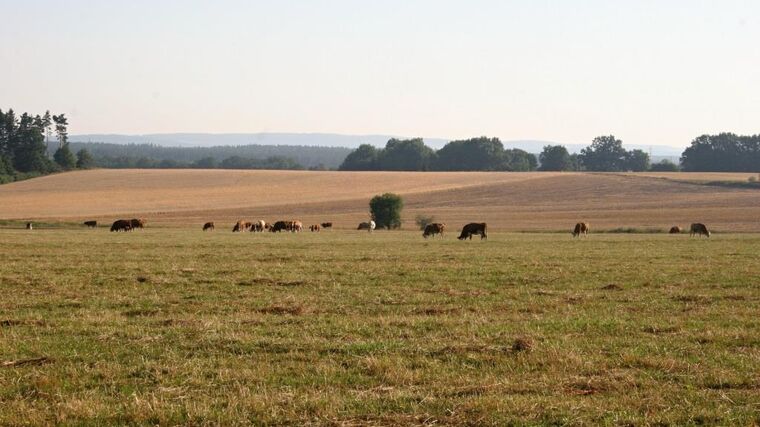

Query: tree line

[340,137,538,171]
[0,109,94,183]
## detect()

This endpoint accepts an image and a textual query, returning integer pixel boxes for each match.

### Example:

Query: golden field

[1,169,759,231]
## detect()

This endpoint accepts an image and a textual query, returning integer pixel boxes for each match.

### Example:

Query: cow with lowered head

[458,223,487,240]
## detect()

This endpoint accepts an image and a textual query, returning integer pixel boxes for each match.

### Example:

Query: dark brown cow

[110,219,132,232]
[458,223,487,240]
[422,223,445,238]
[129,218,145,229]
[25,222,33,230]
[310,224,321,232]
[320,222,333,229]
[83,220,97,228]
[572,222,589,237]
[690,223,710,238]
[203,222,215,231]
[669,226,681,234]
[270,220,289,232]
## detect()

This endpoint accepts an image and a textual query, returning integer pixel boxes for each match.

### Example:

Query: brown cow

[422,223,445,238]
[292,221,303,232]
[129,218,145,229]
[310,224,321,232]
[83,220,97,228]
[203,222,215,231]
[458,223,487,240]
[110,219,132,232]
[572,222,589,237]
[321,222,333,229]
[270,221,289,232]
[690,223,710,238]
[669,226,681,234]
[233,220,252,232]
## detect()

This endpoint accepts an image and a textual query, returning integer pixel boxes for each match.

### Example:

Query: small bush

[415,214,436,231]
[748,176,757,183]
[369,193,404,230]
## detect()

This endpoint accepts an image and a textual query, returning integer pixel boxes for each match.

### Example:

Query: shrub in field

[370,193,403,229]
[415,214,436,230]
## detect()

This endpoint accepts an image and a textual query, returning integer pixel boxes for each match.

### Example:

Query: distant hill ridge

[69,132,685,156]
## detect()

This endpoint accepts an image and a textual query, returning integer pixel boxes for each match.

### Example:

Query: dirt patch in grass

[256,304,305,315]
[123,309,160,317]
[414,306,460,316]
[642,325,681,334]
[238,278,308,287]
[1,319,46,327]
[2,357,51,368]
[600,284,623,291]
[512,337,534,352]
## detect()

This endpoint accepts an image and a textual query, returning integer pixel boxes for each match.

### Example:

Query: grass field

[1,228,759,425]
[2,170,760,232]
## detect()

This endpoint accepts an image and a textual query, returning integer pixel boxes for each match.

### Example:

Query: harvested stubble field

[1,229,759,425]
[1,169,760,231]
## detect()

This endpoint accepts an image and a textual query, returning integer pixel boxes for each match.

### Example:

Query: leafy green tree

[625,149,650,172]
[54,143,77,169]
[538,145,572,171]
[75,149,95,169]
[434,137,505,171]
[680,133,760,172]
[649,159,679,172]
[579,135,628,171]
[377,138,436,171]
[339,144,380,170]
[369,193,403,230]
[503,149,538,171]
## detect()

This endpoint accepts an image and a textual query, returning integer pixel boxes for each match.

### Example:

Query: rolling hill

[1,170,758,231]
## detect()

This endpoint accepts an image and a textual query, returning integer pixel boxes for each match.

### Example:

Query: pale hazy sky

[2,0,758,147]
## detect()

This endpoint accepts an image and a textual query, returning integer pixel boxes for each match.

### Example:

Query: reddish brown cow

[690,223,710,237]
[422,223,445,238]
[203,222,215,231]
[669,226,681,234]
[572,222,589,237]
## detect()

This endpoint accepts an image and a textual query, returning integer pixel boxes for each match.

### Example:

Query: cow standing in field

[25,222,33,230]
[130,218,145,229]
[233,220,252,232]
[423,223,445,239]
[572,222,589,237]
[292,221,303,232]
[250,220,266,232]
[357,220,376,232]
[110,219,132,232]
[310,224,320,232]
[84,220,97,228]
[690,223,710,238]
[669,226,681,234]
[458,223,487,240]
[321,222,333,229]
[270,221,289,232]
[203,222,215,231]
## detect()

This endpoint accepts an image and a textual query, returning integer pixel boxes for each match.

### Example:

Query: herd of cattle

[20,219,713,238]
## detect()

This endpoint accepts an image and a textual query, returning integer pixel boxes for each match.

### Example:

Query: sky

[1,0,759,147]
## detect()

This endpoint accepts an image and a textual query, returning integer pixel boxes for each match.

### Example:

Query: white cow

[358,220,377,232]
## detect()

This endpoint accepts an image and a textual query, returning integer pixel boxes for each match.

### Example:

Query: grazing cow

[458,223,487,240]
[292,221,303,232]
[84,220,97,228]
[130,218,145,229]
[572,222,589,237]
[310,224,321,232]
[25,222,33,230]
[110,219,132,232]
[690,223,710,238]
[233,220,252,232]
[270,220,289,232]
[669,226,681,234]
[422,223,445,239]
[203,222,215,231]
[321,222,333,229]
[357,220,376,232]
[250,220,266,232]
